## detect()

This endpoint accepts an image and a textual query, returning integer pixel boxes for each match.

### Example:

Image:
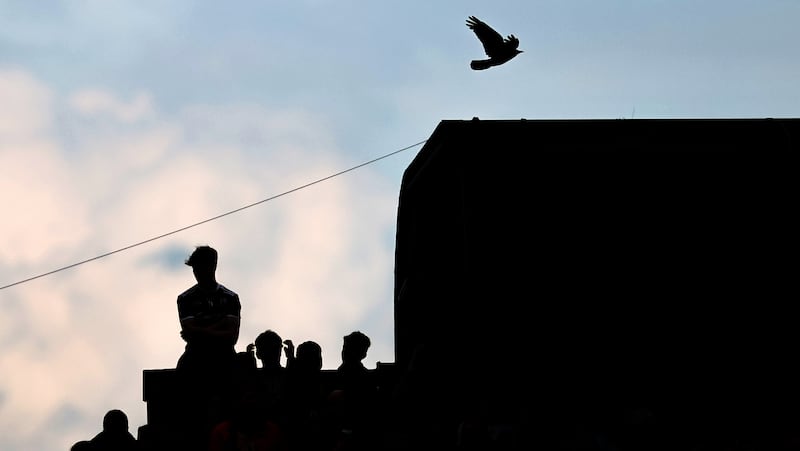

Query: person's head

[296,340,323,372]
[255,329,283,367]
[185,245,217,285]
[342,330,370,364]
[102,409,129,434]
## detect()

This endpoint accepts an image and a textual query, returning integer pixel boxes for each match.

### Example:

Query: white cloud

[0,68,54,139]
[0,71,91,266]
[69,89,154,123]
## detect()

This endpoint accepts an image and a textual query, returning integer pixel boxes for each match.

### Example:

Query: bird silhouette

[466,16,523,70]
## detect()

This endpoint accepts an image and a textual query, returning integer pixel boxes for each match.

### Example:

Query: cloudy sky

[1,1,798,449]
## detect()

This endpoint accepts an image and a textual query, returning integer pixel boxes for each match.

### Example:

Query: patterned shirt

[177,283,241,347]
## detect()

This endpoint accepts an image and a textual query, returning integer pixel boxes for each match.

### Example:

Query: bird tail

[470,59,493,70]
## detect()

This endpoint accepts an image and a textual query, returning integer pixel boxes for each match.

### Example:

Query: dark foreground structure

[142,118,796,450]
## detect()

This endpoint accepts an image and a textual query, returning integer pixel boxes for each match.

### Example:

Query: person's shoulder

[217,284,239,298]
[89,431,107,444]
[339,361,365,371]
[177,284,200,299]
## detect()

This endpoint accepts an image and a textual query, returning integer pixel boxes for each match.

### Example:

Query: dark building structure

[141,118,796,450]
[392,118,796,449]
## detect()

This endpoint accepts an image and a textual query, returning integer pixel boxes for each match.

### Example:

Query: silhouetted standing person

[177,245,241,378]
[282,340,332,451]
[175,245,242,450]
[247,329,293,425]
[89,409,139,451]
[336,331,373,392]
[331,331,379,451]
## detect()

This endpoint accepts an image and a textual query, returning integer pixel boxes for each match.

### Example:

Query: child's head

[342,331,370,363]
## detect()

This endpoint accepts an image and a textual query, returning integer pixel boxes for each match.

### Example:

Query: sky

[1,1,798,449]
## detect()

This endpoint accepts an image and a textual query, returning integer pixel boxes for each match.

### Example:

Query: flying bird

[466,16,523,70]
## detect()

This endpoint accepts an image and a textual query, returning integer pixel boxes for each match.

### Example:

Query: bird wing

[466,16,506,58]
[504,34,520,50]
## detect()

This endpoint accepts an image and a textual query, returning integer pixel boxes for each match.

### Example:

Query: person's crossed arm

[180,314,240,345]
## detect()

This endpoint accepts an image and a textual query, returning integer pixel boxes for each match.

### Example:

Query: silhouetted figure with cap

[89,409,139,451]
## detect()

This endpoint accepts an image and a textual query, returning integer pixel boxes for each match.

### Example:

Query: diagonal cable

[0,139,426,291]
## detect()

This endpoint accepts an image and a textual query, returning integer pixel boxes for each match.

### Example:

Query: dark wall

[394,119,795,423]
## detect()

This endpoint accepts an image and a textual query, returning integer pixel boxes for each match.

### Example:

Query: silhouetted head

[296,340,323,372]
[234,349,258,374]
[186,245,218,285]
[102,409,129,434]
[255,329,283,366]
[342,330,370,364]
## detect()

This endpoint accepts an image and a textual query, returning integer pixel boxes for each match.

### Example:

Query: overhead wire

[0,139,427,291]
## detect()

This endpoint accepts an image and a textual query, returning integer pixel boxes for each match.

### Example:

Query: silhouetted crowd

[72,328,387,451]
[181,328,383,451]
[70,245,393,451]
